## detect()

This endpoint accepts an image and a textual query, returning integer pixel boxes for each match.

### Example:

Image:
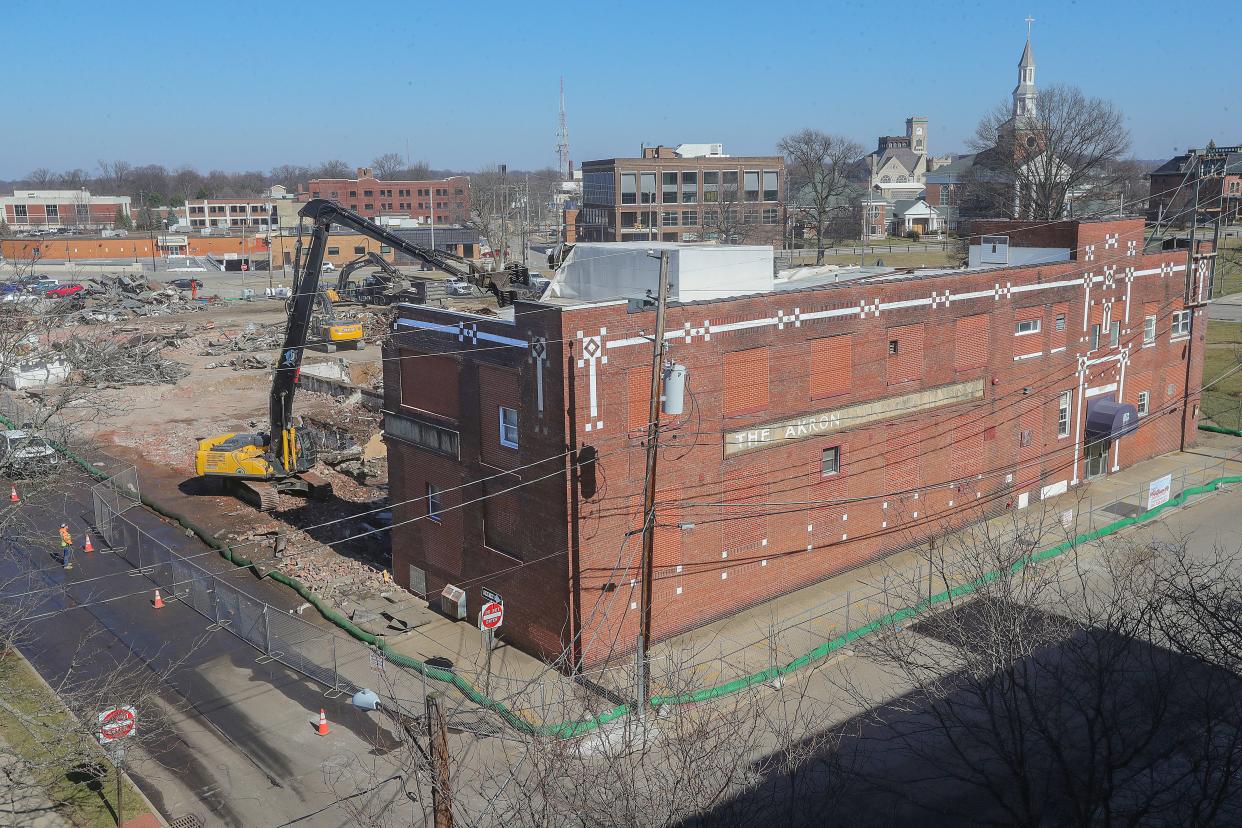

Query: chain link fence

[91,467,358,699]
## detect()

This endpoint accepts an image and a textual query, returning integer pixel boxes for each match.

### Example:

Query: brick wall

[384,217,1205,669]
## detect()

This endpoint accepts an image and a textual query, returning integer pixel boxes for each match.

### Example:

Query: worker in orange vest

[59,523,73,570]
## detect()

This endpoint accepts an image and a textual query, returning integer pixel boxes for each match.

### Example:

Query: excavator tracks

[226,479,281,511]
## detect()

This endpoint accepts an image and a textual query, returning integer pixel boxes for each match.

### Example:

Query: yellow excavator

[312,289,365,351]
[193,199,533,508]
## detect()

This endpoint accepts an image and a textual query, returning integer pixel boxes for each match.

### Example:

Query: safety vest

[59,527,72,546]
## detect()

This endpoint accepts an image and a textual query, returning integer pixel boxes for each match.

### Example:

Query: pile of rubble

[199,323,281,355]
[217,466,392,606]
[58,329,191,387]
[68,274,207,323]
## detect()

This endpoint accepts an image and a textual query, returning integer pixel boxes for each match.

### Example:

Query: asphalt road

[0,473,410,827]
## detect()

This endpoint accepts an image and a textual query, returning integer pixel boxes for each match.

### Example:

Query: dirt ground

[74,296,401,609]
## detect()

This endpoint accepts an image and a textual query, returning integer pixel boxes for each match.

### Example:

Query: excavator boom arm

[270,199,533,470]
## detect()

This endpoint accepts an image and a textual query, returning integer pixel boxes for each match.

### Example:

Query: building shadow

[683,600,1242,827]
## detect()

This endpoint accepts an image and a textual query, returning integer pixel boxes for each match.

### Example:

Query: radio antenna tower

[557,77,571,180]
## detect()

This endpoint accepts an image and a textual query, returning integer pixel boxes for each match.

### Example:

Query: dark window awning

[1085,397,1138,440]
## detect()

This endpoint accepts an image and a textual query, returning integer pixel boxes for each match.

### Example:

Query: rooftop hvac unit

[440,584,467,620]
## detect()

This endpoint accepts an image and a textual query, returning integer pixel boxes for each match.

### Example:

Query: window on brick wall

[888,340,899,355]
[1137,391,1149,416]
[821,446,840,476]
[1090,324,1101,350]
[499,407,519,448]
[1144,315,1156,344]
[1173,310,1191,337]
[1058,390,1072,437]
[1055,314,1066,332]
[1015,318,1040,335]
[1110,321,1120,348]
[426,483,443,522]
[723,348,769,416]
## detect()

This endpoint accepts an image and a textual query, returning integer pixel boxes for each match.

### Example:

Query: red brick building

[1147,145,1242,226]
[299,167,470,224]
[382,217,1210,669]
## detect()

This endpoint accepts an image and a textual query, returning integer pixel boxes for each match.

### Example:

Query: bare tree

[834,508,1242,826]
[315,159,352,179]
[961,84,1130,220]
[372,153,405,179]
[96,160,132,193]
[779,130,864,264]
[27,168,55,187]
[465,166,511,264]
[400,160,432,181]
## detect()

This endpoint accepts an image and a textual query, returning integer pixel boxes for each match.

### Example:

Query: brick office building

[299,167,470,224]
[382,217,1210,668]
[1147,145,1242,226]
[577,145,784,243]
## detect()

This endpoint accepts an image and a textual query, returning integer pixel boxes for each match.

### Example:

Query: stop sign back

[98,706,136,744]
[479,601,504,631]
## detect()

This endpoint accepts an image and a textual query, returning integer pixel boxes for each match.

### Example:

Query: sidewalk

[366,433,1242,729]
[644,431,1242,698]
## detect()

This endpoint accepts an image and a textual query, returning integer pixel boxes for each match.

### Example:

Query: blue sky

[2,0,1237,178]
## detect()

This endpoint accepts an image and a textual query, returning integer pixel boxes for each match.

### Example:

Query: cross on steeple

[1025,15,1035,37]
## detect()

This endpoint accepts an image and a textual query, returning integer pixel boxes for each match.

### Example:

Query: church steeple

[1012,17,1037,118]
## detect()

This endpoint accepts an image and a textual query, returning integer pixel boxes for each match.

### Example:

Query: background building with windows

[382,216,1209,668]
[576,145,785,242]
[299,167,470,224]
[1,189,131,230]
[180,197,279,229]
[1147,145,1242,227]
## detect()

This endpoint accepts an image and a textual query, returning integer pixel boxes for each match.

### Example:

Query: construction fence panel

[213,579,240,629]
[233,591,270,652]
[183,561,215,619]
[264,609,352,693]
[91,490,114,547]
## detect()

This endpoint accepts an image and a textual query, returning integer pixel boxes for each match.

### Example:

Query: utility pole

[522,174,530,267]
[637,250,671,714]
[1180,157,1204,453]
[498,164,508,270]
[860,164,873,268]
[427,692,454,828]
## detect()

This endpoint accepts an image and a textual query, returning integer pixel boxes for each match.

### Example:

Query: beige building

[578,145,785,242]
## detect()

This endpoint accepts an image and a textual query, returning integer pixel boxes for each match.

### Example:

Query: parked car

[31,278,59,292]
[168,278,203,290]
[46,283,83,298]
[0,430,61,477]
[0,283,21,294]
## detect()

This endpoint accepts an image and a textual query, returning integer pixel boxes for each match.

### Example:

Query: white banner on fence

[1147,474,1173,509]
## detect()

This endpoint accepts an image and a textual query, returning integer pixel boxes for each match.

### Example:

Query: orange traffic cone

[317,709,330,736]
[83,535,94,553]
[152,589,164,609]
[9,486,18,503]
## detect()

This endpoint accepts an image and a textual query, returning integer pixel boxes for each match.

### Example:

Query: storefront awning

[1084,398,1138,440]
